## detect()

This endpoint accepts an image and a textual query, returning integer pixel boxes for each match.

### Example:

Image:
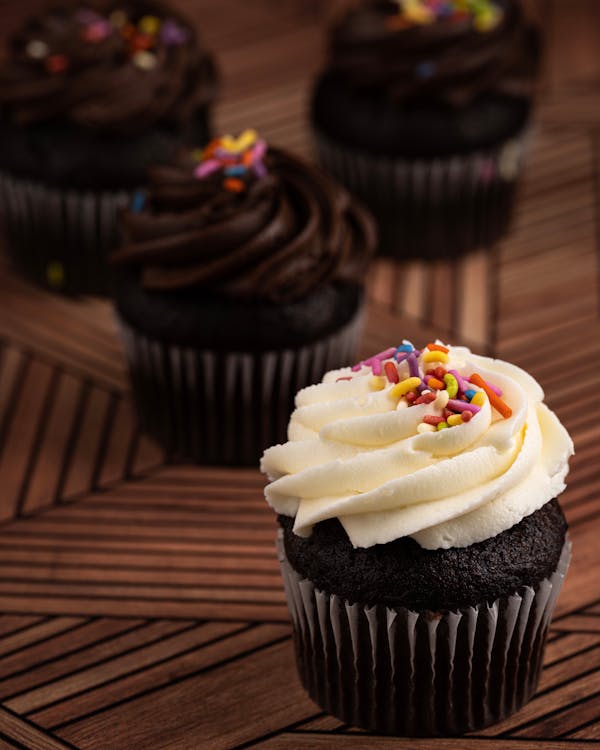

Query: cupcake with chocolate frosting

[311,0,540,258]
[262,340,573,735]
[0,0,217,294]
[111,129,376,465]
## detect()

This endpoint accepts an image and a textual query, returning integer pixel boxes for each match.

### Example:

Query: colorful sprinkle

[45,54,69,73]
[390,0,504,33]
[193,130,268,193]
[469,373,512,418]
[423,415,445,426]
[46,260,65,288]
[132,50,157,70]
[389,376,422,399]
[447,399,481,414]
[423,350,449,364]
[443,373,458,398]
[139,15,161,35]
[26,40,49,59]
[447,414,463,426]
[470,391,487,408]
[160,19,190,46]
[384,361,400,384]
[427,342,449,353]
[131,190,146,213]
[437,421,449,431]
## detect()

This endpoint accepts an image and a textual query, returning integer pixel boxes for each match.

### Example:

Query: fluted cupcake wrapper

[314,130,528,260]
[0,170,132,295]
[118,308,364,466]
[277,532,570,736]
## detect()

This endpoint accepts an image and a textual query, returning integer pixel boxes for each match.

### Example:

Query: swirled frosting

[261,341,573,550]
[111,133,376,301]
[0,1,217,132]
[324,0,539,106]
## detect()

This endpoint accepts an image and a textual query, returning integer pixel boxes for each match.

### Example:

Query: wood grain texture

[0,0,598,748]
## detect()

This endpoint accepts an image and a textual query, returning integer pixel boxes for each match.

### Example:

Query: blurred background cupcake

[311,0,541,259]
[0,0,218,295]
[111,129,376,466]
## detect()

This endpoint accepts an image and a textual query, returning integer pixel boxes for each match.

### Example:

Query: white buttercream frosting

[261,342,574,550]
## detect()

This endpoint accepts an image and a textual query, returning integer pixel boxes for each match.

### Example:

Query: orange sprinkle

[469,373,512,419]
[427,343,449,353]
[427,377,445,390]
[224,178,245,193]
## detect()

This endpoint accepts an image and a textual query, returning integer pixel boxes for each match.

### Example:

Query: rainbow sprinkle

[351,341,512,428]
[387,0,504,33]
[192,130,268,193]
[26,7,189,74]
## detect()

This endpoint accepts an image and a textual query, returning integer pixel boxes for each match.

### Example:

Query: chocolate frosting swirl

[0,0,217,132]
[325,0,539,107]
[111,146,376,302]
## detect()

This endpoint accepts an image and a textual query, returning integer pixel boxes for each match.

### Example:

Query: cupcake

[0,0,217,294]
[311,0,540,258]
[111,129,376,466]
[261,340,573,735]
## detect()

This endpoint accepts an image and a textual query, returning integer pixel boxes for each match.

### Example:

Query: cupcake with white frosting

[261,340,573,736]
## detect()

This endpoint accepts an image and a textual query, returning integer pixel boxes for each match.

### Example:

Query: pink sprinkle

[351,363,362,372]
[252,139,268,160]
[373,347,397,361]
[469,375,502,396]
[447,399,481,414]
[194,159,220,179]
[336,376,352,382]
[371,359,382,376]
[449,369,470,394]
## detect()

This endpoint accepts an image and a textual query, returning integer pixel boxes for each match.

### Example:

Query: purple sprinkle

[449,369,470,394]
[407,353,419,379]
[447,399,481,414]
[253,160,267,178]
[160,19,189,46]
[395,352,410,364]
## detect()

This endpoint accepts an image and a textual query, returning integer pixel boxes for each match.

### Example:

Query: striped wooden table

[0,1,598,748]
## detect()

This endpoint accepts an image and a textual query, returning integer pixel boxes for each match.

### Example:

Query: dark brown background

[0,1,598,748]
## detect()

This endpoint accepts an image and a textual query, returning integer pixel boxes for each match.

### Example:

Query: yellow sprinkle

[139,15,161,35]
[437,421,449,431]
[389,377,422,399]
[423,350,449,364]
[474,9,501,32]
[369,376,386,391]
[402,0,435,24]
[46,260,65,288]
[221,129,258,154]
[447,414,463,426]
[471,391,487,407]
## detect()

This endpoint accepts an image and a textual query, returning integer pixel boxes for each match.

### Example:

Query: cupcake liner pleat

[277,532,570,736]
[314,131,527,259]
[118,308,364,466]
[0,170,132,295]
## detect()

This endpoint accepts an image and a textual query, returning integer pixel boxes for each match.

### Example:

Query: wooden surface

[0,1,599,748]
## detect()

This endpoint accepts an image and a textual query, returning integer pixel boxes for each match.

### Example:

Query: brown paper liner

[118,307,364,466]
[314,130,528,260]
[0,170,132,295]
[278,532,570,736]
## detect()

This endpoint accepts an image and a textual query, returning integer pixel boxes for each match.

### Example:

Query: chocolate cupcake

[261,340,573,735]
[311,0,540,258]
[111,129,376,466]
[0,0,217,294]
